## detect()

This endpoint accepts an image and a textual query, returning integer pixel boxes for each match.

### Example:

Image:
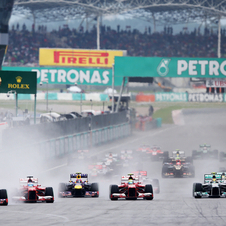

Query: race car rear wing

[19,177,38,185]
[121,176,139,184]
[132,171,147,177]
[70,173,88,179]
[204,174,223,183]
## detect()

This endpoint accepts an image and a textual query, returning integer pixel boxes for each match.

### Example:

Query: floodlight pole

[97,15,100,49]
[218,15,221,58]
[111,64,115,112]
[116,77,125,113]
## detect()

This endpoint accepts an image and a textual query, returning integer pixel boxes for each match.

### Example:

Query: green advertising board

[115,57,226,78]
[0,71,37,94]
[2,66,123,86]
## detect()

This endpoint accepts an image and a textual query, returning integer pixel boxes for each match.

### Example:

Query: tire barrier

[36,123,131,158]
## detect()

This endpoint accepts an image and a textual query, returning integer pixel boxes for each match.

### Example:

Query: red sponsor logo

[53,51,109,65]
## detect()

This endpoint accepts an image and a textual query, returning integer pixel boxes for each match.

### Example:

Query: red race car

[13,176,54,203]
[109,174,153,200]
[146,145,168,161]
[0,189,8,205]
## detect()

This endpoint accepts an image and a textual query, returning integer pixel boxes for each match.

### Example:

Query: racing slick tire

[91,183,99,198]
[152,179,160,194]
[110,185,119,200]
[193,183,202,198]
[144,184,153,200]
[45,187,54,203]
[0,189,8,206]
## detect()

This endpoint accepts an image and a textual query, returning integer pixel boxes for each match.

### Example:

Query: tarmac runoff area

[0,108,226,225]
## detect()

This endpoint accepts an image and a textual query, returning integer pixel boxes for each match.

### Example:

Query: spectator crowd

[4,23,226,66]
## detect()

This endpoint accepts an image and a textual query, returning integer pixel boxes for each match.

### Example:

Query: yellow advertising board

[39,48,124,68]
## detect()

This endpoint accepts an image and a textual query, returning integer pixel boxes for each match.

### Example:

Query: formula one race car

[109,174,153,200]
[132,170,160,194]
[13,176,54,203]
[58,173,99,198]
[146,145,168,161]
[192,144,218,159]
[0,189,8,205]
[162,153,195,178]
[193,173,226,198]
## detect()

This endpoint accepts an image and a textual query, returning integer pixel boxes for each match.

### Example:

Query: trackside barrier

[36,123,131,158]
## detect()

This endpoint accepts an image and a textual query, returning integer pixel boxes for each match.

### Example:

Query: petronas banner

[115,57,226,78]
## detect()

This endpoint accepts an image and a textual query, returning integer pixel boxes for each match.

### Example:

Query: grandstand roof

[13,0,226,24]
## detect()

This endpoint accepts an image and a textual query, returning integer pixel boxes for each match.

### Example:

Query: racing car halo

[58,173,99,198]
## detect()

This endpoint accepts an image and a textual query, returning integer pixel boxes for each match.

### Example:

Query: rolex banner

[115,57,226,78]
[0,71,37,94]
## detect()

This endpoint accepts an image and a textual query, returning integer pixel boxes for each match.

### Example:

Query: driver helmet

[212,175,217,183]
[128,179,134,185]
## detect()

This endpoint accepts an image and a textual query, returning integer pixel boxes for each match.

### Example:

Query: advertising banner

[206,79,226,87]
[115,57,226,78]
[2,66,123,86]
[155,92,187,102]
[39,48,124,68]
[0,71,37,94]
[188,93,224,102]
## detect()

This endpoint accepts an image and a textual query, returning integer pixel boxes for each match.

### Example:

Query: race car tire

[45,187,54,203]
[213,149,218,159]
[91,183,99,197]
[0,189,8,205]
[193,183,202,198]
[110,185,119,200]
[152,179,160,194]
[144,184,153,200]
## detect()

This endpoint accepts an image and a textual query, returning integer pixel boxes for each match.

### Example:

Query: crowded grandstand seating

[4,24,226,66]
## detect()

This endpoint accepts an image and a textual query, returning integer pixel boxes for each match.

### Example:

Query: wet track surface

[1,108,226,225]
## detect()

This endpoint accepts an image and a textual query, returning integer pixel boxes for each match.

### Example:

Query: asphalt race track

[1,108,226,226]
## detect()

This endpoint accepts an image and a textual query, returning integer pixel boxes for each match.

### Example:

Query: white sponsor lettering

[35,69,110,84]
[156,93,187,102]
[198,60,208,75]
[188,93,223,102]
[91,71,102,84]
[58,70,67,82]
[41,69,48,81]
[177,60,188,75]
[189,60,198,75]
[67,70,79,83]
[177,60,226,77]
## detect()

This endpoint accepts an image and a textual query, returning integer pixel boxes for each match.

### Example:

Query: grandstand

[6,0,226,89]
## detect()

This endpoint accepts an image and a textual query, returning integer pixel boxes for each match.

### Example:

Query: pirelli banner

[39,48,125,68]
[0,71,37,94]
